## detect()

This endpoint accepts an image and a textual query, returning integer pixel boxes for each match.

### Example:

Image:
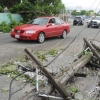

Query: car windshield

[28,18,48,25]
[93,17,100,20]
[74,17,81,20]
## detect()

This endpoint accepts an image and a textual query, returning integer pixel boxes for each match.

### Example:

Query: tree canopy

[0,0,66,22]
[71,10,94,16]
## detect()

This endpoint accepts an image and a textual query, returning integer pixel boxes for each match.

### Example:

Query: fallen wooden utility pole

[88,62,100,68]
[83,38,100,61]
[91,42,100,51]
[19,84,53,100]
[24,48,71,100]
[58,53,92,85]
[19,47,93,100]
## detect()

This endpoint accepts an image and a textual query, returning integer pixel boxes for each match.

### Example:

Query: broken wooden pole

[74,73,87,77]
[58,53,92,85]
[91,42,100,51]
[87,62,100,68]
[84,38,100,61]
[24,48,71,100]
[18,84,54,100]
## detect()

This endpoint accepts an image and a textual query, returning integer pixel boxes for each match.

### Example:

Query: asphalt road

[0,22,100,100]
[0,22,100,66]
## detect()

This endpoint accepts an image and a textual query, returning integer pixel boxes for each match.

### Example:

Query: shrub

[7,13,23,28]
[0,6,3,12]
[0,14,23,33]
[2,26,12,33]
[0,21,12,33]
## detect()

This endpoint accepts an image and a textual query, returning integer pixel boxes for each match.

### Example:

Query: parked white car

[87,16,100,28]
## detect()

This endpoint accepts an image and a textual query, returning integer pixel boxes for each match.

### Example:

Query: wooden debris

[19,38,100,100]
[83,38,100,60]
[91,42,100,51]
[24,48,70,100]
[58,53,92,85]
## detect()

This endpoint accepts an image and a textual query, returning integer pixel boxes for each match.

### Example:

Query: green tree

[71,10,80,15]
[80,10,87,15]
[10,0,66,22]
[0,6,3,12]
[71,10,94,16]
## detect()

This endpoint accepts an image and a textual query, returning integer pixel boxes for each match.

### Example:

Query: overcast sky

[61,0,100,12]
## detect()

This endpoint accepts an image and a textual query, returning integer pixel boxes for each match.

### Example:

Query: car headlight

[26,30,36,34]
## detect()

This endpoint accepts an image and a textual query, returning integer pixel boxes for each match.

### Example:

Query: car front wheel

[61,30,67,39]
[37,32,45,43]
[17,39,22,41]
[87,25,90,28]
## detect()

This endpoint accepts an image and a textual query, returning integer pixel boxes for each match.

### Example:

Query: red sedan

[10,16,70,43]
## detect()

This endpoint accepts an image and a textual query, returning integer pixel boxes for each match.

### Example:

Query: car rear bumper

[73,21,83,25]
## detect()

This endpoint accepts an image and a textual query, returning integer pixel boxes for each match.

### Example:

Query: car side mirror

[47,23,52,27]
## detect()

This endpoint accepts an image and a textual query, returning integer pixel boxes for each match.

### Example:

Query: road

[0,22,100,66]
[0,22,100,100]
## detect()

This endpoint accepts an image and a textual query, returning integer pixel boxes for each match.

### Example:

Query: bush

[2,26,12,33]
[0,21,12,33]
[7,14,23,28]
[0,14,23,33]
[0,6,3,12]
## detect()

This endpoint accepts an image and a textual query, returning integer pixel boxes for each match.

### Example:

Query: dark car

[10,16,70,43]
[73,16,84,25]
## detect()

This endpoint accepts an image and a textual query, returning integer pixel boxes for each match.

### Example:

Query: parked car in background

[87,16,100,28]
[10,16,70,43]
[86,18,91,23]
[73,16,84,25]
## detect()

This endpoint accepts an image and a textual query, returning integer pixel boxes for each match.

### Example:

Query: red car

[10,16,70,43]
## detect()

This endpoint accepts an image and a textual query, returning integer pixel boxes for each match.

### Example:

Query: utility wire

[8,0,100,100]
[8,72,25,100]
[44,0,99,67]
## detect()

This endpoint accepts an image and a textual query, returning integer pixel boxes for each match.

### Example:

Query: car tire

[17,39,22,41]
[98,24,100,28]
[81,22,84,25]
[61,30,67,39]
[87,25,90,28]
[37,32,45,43]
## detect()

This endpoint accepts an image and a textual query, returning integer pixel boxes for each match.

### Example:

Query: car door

[45,18,57,37]
[54,17,63,36]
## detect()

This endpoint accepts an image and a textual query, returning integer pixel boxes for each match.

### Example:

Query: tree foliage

[0,0,66,23]
[0,6,3,12]
[71,10,94,16]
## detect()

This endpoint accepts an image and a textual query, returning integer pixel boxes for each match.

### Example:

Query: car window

[60,19,64,24]
[93,17,100,20]
[74,17,81,20]
[49,18,55,23]
[55,18,61,25]
[28,18,48,25]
